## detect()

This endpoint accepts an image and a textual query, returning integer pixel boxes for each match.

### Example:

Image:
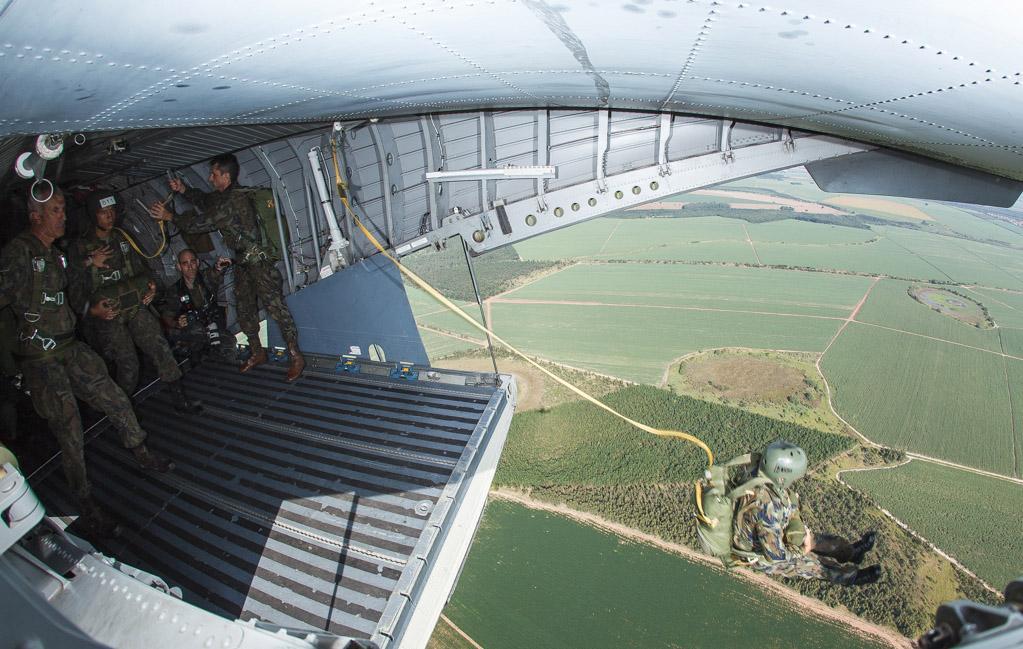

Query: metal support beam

[536,110,549,213]
[595,110,610,193]
[369,122,395,247]
[657,113,672,176]
[419,116,440,231]
[453,134,874,254]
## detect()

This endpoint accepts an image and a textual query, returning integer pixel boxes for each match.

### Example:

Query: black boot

[77,497,122,538]
[850,531,877,564]
[167,380,202,415]
[131,444,174,473]
[825,564,881,586]
[811,533,859,563]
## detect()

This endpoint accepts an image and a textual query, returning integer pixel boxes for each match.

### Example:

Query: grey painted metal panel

[265,254,429,366]
[806,149,1023,207]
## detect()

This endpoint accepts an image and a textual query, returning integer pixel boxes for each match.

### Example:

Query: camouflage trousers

[90,306,182,395]
[235,259,298,346]
[20,341,147,500]
[753,553,829,579]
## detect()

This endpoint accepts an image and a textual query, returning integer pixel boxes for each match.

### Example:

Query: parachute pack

[240,187,290,259]
[692,453,773,568]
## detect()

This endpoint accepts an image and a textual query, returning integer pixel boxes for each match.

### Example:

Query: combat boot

[239,343,268,373]
[812,533,862,564]
[166,380,203,415]
[77,497,122,538]
[285,342,305,383]
[825,564,881,586]
[131,444,174,473]
[850,531,877,564]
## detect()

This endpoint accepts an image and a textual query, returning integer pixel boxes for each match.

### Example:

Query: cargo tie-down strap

[329,141,717,526]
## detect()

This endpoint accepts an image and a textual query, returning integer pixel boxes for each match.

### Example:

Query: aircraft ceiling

[0,0,1021,183]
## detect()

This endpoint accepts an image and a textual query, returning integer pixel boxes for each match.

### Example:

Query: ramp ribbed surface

[31,359,502,640]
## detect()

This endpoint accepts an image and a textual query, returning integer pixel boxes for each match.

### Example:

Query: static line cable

[462,237,500,375]
[122,197,170,259]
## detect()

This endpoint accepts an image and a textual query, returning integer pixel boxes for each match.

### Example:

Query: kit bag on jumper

[692,453,773,568]
[240,187,290,258]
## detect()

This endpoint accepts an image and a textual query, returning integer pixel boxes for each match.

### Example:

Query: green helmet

[759,439,807,488]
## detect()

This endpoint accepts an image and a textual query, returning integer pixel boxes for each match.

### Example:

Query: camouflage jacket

[158,266,223,324]
[0,232,76,355]
[176,186,273,262]
[732,483,806,563]
[66,229,153,317]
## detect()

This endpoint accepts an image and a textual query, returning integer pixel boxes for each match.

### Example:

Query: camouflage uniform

[67,229,181,395]
[732,483,855,580]
[0,231,147,500]
[174,186,298,345]
[158,265,224,358]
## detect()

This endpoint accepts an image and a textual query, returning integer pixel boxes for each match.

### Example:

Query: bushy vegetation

[493,385,998,637]
[402,242,559,302]
[496,385,852,487]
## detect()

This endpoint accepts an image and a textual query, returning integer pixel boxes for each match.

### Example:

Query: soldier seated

[67,191,201,413]
[0,187,174,538]
[732,439,881,586]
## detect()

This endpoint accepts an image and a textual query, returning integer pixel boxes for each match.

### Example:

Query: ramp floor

[30,359,505,641]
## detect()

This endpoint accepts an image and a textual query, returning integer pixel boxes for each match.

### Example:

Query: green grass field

[821,322,1017,475]
[439,501,886,649]
[842,461,1023,588]
[854,279,1003,352]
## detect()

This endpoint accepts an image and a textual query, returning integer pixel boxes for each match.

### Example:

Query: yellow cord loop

[114,221,167,260]
[329,139,715,520]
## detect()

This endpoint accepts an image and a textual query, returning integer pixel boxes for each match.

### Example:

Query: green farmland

[821,322,1018,475]
[438,500,885,649]
[842,461,1023,588]
[854,279,1003,352]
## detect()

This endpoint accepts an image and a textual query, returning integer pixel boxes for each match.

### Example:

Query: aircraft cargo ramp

[28,357,515,648]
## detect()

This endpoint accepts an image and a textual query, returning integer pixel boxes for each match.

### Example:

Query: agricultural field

[503,263,871,318]
[841,461,1023,589]
[853,279,1003,352]
[745,219,876,245]
[820,322,1018,475]
[417,327,480,360]
[879,226,1023,289]
[487,301,838,384]
[433,500,886,649]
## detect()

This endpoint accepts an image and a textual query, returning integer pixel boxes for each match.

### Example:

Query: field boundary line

[962,285,1017,311]
[742,223,763,265]
[835,460,1001,597]
[819,276,880,360]
[440,613,485,649]
[905,452,1023,486]
[850,320,1023,361]
[488,261,578,301]
[417,324,488,347]
[490,488,910,649]
[598,220,623,254]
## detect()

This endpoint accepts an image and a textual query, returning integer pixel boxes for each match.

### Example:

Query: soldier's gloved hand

[215,257,232,271]
[177,314,189,329]
[142,281,157,305]
[89,298,120,321]
[89,245,113,269]
[168,178,185,194]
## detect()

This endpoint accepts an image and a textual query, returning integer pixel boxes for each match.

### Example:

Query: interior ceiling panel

[0,0,1021,181]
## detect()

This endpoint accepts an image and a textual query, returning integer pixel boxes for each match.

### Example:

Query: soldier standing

[67,191,200,413]
[0,188,172,534]
[149,154,305,382]
[731,439,881,586]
